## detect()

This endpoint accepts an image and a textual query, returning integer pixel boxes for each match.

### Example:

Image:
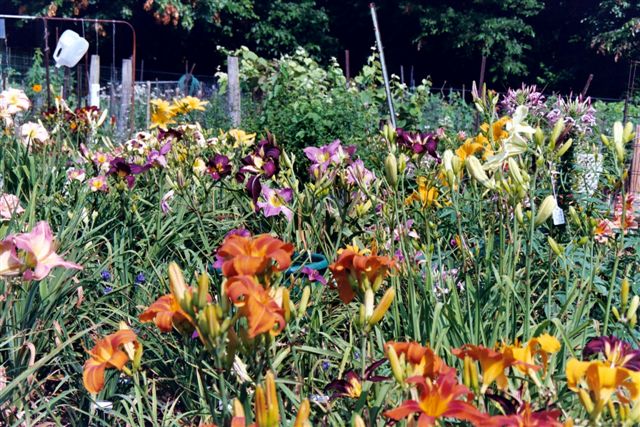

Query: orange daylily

[328,246,395,304]
[481,117,510,142]
[384,370,486,426]
[385,341,453,381]
[405,176,440,209]
[217,234,294,278]
[456,139,485,162]
[139,293,194,333]
[483,402,564,427]
[452,344,534,392]
[566,358,640,418]
[226,275,286,337]
[83,329,138,394]
[507,334,561,379]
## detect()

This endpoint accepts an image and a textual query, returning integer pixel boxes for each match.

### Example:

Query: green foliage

[586,0,640,61]
[410,0,544,81]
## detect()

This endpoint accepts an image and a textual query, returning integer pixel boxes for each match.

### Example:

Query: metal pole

[369,3,396,128]
[43,19,51,109]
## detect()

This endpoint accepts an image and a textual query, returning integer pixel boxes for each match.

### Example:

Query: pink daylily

[0,194,25,220]
[12,221,82,281]
[257,185,293,221]
[0,240,21,277]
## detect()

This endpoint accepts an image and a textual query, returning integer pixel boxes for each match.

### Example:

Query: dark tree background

[1,0,638,98]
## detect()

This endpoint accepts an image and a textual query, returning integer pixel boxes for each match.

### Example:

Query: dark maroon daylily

[396,128,439,159]
[583,336,640,371]
[108,157,147,188]
[207,154,232,180]
[325,359,387,399]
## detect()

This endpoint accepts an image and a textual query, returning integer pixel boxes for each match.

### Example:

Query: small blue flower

[134,272,146,285]
[100,270,112,281]
[103,286,113,295]
[321,361,330,371]
[354,351,360,360]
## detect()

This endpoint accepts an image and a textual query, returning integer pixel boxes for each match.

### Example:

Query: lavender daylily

[257,185,293,221]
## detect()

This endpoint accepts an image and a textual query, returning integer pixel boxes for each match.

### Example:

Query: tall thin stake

[370,3,396,128]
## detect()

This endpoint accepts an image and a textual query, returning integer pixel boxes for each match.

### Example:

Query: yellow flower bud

[569,206,581,227]
[466,156,495,189]
[578,389,594,414]
[547,236,564,256]
[463,355,472,388]
[364,288,374,320]
[196,271,210,309]
[627,295,640,321]
[515,203,524,225]
[534,195,557,226]
[168,262,188,305]
[294,399,311,427]
[534,127,545,147]
[298,285,311,318]
[368,287,395,327]
[622,278,630,311]
[624,122,634,142]
[608,400,618,421]
[632,314,638,329]
[614,121,625,163]
[232,398,245,418]
[353,414,366,427]
[206,304,220,338]
[549,119,564,148]
[508,158,524,186]
[612,306,621,321]
[386,344,405,384]
[384,152,398,188]
[556,138,573,157]
[282,287,291,323]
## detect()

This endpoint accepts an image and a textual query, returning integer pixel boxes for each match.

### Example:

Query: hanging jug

[53,30,89,68]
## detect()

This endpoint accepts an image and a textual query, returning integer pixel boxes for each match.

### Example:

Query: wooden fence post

[227,56,241,127]
[88,54,100,107]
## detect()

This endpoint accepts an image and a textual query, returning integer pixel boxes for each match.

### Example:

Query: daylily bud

[232,398,245,418]
[631,314,638,329]
[612,306,621,321]
[508,158,524,186]
[294,399,311,427]
[578,388,595,414]
[556,139,573,157]
[358,304,366,328]
[386,345,404,384]
[601,134,610,147]
[463,355,472,388]
[176,169,186,188]
[353,415,366,427]
[626,295,639,321]
[624,122,634,141]
[469,357,479,391]
[466,156,495,189]
[534,127,545,147]
[398,153,408,174]
[614,121,625,163]
[364,288,374,320]
[534,196,557,226]
[549,119,564,149]
[515,203,524,225]
[382,123,396,145]
[622,278,630,311]
[547,236,563,256]
[569,206,581,227]
[196,272,210,309]
[266,372,279,426]
[368,287,395,327]
[282,287,291,323]
[451,155,462,175]
[206,304,220,338]
[608,400,618,421]
[384,152,398,189]
[168,262,187,305]
[298,285,311,318]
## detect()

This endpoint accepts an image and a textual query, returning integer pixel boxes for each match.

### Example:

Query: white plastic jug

[53,30,89,68]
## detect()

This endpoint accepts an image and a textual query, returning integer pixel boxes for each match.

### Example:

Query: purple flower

[135,272,146,285]
[225,228,251,239]
[239,135,281,179]
[160,190,175,215]
[146,142,172,168]
[583,336,640,371]
[300,266,327,285]
[207,154,231,180]
[304,139,356,179]
[325,359,387,399]
[396,129,439,159]
[257,185,293,221]
[101,270,112,281]
[322,361,330,371]
[108,157,147,188]
[103,286,113,295]
[501,84,547,117]
[546,94,596,135]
